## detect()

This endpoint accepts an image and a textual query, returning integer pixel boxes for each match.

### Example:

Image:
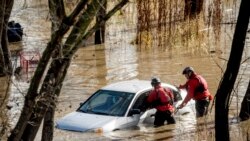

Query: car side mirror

[129,109,141,116]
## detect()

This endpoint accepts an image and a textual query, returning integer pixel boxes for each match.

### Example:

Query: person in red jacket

[147,77,176,127]
[177,67,213,117]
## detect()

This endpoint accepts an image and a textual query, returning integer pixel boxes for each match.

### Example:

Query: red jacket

[179,73,213,104]
[147,85,175,112]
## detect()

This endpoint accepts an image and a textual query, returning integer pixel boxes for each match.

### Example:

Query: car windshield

[77,90,135,116]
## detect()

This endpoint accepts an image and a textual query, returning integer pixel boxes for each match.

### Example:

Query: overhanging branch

[66,0,130,58]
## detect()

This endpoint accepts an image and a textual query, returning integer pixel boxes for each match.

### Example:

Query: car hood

[56,111,118,132]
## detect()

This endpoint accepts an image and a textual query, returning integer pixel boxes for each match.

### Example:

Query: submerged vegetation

[135,0,238,53]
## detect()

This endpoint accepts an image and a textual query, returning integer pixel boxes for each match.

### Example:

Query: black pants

[195,99,210,117]
[154,110,176,127]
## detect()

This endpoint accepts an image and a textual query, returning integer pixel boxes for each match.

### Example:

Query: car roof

[101,79,177,93]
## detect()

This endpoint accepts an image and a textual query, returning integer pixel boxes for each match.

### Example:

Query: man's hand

[177,105,182,109]
[177,103,185,109]
[174,85,182,93]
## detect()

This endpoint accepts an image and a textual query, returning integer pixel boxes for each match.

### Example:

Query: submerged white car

[56,80,195,133]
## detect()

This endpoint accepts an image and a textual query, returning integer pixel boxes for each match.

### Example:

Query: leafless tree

[8,0,129,141]
[0,0,14,76]
[215,0,250,140]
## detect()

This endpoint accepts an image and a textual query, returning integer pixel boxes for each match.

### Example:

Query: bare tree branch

[66,0,130,58]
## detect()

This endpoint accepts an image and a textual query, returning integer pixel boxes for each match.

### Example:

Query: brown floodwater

[2,0,250,141]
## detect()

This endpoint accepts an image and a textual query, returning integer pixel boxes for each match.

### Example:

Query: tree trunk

[8,1,74,139]
[0,0,14,76]
[239,80,250,121]
[0,0,6,76]
[8,43,60,141]
[184,0,203,20]
[18,0,106,140]
[215,0,250,140]
[21,59,69,141]
[95,0,107,44]
[32,1,128,140]
[62,0,106,54]
[2,0,14,74]
[41,59,70,141]
[8,0,129,140]
[41,106,55,141]
[8,3,87,141]
[48,0,65,32]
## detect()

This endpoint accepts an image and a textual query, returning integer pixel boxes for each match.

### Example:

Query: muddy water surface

[3,0,250,141]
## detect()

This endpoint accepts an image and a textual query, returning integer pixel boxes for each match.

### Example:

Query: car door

[168,87,183,107]
[123,90,152,126]
[125,90,156,125]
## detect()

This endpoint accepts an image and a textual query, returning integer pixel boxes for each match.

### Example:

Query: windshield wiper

[91,111,111,116]
[77,109,87,113]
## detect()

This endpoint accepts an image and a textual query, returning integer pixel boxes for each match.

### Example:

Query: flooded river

[2,0,250,140]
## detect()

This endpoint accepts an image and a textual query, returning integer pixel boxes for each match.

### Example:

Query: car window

[162,86,182,102]
[172,89,182,102]
[128,91,150,116]
[78,90,135,117]
[132,92,150,109]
